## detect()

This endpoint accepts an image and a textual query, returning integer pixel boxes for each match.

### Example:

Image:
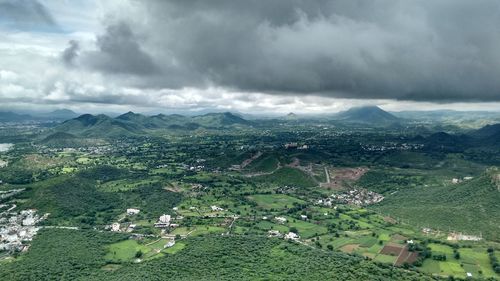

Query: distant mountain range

[0,109,78,122]
[47,111,252,138]
[0,111,32,122]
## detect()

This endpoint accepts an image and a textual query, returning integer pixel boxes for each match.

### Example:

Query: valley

[0,107,499,280]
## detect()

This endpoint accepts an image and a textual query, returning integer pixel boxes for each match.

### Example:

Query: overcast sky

[1,0,500,115]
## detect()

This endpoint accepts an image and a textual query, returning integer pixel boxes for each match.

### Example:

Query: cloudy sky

[1,0,500,115]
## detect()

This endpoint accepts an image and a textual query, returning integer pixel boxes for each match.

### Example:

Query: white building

[155,214,171,228]
[211,205,224,212]
[268,230,282,238]
[275,217,287,224]
[285,232,299,240]
[22,217,35,226]
[111,223,120,232]
[159,214,171,223]
[127,208,140,215]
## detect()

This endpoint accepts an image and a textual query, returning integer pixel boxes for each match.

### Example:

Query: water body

[0,143,13,152]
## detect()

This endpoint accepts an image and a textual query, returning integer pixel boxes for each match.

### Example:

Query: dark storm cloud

[84,22,160,76]
[61,40,79,67]
[80,0,500,102]
[0,0,57,30]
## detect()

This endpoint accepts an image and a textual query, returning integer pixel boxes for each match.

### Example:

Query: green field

[105,240,151,262]
[248,194,305,210]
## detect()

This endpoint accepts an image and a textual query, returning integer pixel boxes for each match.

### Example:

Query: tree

[327,245,334,251]
[289,227,298,234]
[135,250,143,258]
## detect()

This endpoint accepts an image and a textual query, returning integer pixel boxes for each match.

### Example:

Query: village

[361,142,424,152]
[0,207,47,254]
[329,189,384,206]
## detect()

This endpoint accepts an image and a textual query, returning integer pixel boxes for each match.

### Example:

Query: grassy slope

[369,173,500,241]
[16,166,182,226]
[255,167,316,188]
[246,154,279,173]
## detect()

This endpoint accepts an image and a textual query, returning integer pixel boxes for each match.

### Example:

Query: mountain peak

[116,111,146,121]
[336,105,398,124]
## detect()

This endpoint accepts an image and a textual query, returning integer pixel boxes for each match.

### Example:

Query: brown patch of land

[394,246,419,266]
[380,243,404,256]
[321,167,368,189]
[340,244,360,253]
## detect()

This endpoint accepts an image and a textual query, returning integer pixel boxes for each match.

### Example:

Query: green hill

[470,123,500,146]
[53,114,144,138]
[192,112,252,127]
[51,112,252,138]
[39,132,84,147]
[370,170,500,241]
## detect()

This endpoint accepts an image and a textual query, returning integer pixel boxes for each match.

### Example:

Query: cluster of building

[0,209,46,253]
[331,189,384,206]
[361,143,424,152]
[267,230,300,241]
[276,185,296,194]
[451,176,474,184]
[109,208,182,233]
[316,198,335,207]
[36,145,112,155]
[154,214,180,229]
[284,143,309,150]
[188,165,205,172]
[0,189,25,200]
[0,159,8,168]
